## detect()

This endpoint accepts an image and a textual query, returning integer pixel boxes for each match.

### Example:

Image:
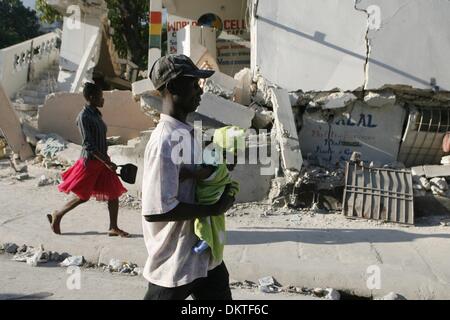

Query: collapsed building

[1,0,450,224]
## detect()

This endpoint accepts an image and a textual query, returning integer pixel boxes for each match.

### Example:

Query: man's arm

[144,185,235,222]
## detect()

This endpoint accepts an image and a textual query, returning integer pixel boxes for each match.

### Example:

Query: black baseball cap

[149,54,215,90]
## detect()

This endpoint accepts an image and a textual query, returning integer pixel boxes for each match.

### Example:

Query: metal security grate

[398,107,450,167]
[342,162,414,225]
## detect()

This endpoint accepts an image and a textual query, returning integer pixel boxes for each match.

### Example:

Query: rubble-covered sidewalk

[1,163,450,300]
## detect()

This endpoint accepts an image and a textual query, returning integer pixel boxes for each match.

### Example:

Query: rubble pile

[412,159,450,199]
[105,258,141,276]
[231,276,343,300]
[34,133,69,169]
[0,242,142,276]
[297,162,345,191]
[1,242,70,267]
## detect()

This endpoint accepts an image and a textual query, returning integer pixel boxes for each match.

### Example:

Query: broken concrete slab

[21,122,41,147]
[196,93,255,129]
[270,88,303,172]
[131,78,155,100]
[38,91,156,145]
[0,84,34,161]
[411,165,450,179]
[234,68,253,106]
[250,104,273,129]
[364,91,396,107]
[315,92,357,109]
[56,143,82,166]
[204,70,242,101]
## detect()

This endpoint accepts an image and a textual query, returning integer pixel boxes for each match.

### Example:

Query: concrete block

[234,68,253,106]
[38,91,156,145]
[132,78,155,100]
[364,92,396,107]
[56,143,82,165]
[270,88,303,172]
[411,165,450,179]
[0,84,34,160]
[109,131,152,197]
[204,71,242,100]
[315,92,357,109]
[196,93,255,129]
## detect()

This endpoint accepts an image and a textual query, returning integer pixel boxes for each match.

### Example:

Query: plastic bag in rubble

[60,256,85,267]
[13,245,45,267]
[26,246,44,267]
[35,134,67,159]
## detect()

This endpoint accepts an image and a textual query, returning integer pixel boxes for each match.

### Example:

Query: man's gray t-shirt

[141,114,220,288]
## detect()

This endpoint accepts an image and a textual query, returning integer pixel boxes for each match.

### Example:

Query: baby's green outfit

[193,126,244,263]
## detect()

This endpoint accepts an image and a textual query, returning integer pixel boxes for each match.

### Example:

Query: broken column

[0,84,34,160]
[270,88,303,174]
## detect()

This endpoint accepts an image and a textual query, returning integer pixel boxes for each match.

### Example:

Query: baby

[180,126,244,263]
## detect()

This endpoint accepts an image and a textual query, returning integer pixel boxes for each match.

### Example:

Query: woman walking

[47,82,129,237]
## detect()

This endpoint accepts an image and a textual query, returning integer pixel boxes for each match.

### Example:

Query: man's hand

[216,185,235,214]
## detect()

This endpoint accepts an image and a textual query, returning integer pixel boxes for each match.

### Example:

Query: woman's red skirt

[58,159,127,201]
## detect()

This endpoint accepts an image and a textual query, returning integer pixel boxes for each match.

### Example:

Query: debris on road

[325,288,341,300]
[376,292,407,300]
[15,173,30,181]
[105,258,140,276]
[60,255,85,267]
[37,175,55,187]
[3,243,19,254]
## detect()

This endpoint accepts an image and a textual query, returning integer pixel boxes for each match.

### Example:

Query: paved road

[0,256,316,300]
[1,165,450,299]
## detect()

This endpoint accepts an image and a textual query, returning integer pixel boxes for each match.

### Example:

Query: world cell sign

[167,13,250,76]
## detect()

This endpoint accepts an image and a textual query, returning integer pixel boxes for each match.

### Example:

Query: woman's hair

[83,82,102,100]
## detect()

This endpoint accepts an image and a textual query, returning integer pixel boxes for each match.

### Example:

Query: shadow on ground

[227,228,450,245]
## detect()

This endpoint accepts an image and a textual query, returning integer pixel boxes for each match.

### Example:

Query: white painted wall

[252,0,367,92]
[59,15,101,72]
[0,32,60,98]
[299,102,406,165]
[357,0,450,90]
[252,0,450,91]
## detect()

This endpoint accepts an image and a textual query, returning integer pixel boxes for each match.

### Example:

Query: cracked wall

[252,0,450,91]
[357,0,450,90]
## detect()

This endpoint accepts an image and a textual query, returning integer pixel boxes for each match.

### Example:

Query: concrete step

[25,83,53,92]
[20,89,49,98]
[12,102,39,112]
[22,95,45,105]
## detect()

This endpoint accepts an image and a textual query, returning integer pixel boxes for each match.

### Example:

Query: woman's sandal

[46,212,61,235]
[108,228,130,238]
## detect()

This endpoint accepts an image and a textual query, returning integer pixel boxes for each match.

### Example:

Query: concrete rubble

[106,258,141,276]
[60,256,85,267]
[0,85,34,161]
[412,157,450,200]
[196,93,255,129]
